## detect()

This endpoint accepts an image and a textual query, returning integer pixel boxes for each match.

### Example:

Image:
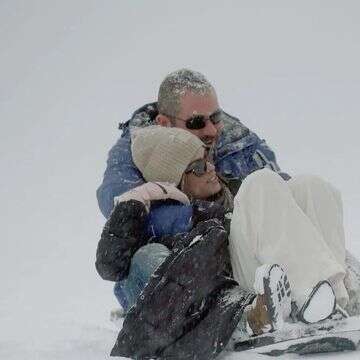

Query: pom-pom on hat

[131,125,205,186]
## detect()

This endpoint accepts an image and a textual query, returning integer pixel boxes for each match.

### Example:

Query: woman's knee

[289,175,340,198]
[233,169,289,211]
[131,243,170,268]
[289,174,324,189]
[244,168,283,186]
[238,169,285,196]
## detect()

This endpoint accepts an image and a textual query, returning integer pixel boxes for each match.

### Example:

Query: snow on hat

[131,125,205,186]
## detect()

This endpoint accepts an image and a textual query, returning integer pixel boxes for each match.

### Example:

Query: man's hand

[114,182,190,212]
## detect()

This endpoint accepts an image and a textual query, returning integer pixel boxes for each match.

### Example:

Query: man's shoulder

[217,111,256,151]
[119,102,158,132]
[221,111,250,137]
[120,102,251,136]
[118,102,256,150]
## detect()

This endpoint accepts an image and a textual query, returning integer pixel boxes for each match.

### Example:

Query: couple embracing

[96,69,358,359]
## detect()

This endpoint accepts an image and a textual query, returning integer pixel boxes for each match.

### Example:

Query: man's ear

[155,114,172,127]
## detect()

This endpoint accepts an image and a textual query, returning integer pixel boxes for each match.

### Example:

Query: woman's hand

[114,182,190,212]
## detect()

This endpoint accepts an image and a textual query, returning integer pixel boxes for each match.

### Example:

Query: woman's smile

[207,175,219,184]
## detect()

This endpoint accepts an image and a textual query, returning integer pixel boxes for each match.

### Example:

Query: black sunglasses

[185,158,210,177]
[163,109,224,130]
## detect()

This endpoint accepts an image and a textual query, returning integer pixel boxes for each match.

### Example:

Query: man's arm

[96,131,145,218]
[97,109,288,219]
[215,112,290,181]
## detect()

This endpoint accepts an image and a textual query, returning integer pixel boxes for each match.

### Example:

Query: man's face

[174,90,223,146]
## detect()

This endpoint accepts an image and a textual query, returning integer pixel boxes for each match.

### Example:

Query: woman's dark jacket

[96,198,228,282]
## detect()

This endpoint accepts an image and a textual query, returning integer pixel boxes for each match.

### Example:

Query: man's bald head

[156,69,222,146]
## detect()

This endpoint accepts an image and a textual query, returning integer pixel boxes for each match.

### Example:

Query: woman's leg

[287,175,346,267]
[114,243,170,310]
[229,169,346,308]
[287,175,349,306]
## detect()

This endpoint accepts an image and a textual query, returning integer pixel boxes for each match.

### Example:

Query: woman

[127,125,347,318]
[96,125,348,358]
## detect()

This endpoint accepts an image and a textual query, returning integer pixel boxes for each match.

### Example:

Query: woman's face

[181,157,222,199]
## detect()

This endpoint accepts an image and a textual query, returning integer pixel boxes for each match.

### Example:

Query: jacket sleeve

[145,201,227,239]
[215,112,290,180]
[191,200,226,226]
[95,200,149,281]
[146,202,193,238]
[96,131,145,219]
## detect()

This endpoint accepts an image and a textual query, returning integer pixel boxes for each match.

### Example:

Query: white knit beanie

[131,126,205,186]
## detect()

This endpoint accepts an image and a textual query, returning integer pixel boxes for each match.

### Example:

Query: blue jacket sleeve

[146,204,193,238]
[215,113,289,180]
[96,130,145,218]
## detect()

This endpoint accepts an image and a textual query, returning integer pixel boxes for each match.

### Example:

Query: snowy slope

[1,1,359,359]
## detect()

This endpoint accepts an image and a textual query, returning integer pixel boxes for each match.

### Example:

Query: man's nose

[202,120,218,137]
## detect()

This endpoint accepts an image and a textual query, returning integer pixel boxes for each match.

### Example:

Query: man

[97,69,290,312]
[96,69,295,358]
[96,69,360,358]
[97,68,288,219]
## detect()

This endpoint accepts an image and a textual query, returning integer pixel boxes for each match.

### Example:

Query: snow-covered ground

[1,1,359,359]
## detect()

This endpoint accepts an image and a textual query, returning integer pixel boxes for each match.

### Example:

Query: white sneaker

[297,280,336,324]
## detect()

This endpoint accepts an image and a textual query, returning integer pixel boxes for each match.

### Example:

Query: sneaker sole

[260,264,292,331]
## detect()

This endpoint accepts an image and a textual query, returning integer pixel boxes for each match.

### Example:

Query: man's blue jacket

[97,103,288,234]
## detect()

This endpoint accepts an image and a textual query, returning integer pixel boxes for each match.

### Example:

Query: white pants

[229,169,349,308]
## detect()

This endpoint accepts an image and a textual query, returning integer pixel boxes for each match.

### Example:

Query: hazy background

[1,1,359,358]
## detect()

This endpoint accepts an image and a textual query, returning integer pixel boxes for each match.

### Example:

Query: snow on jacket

[96,198,227,281]
[96,198,252,359]
[96,102,289,219]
